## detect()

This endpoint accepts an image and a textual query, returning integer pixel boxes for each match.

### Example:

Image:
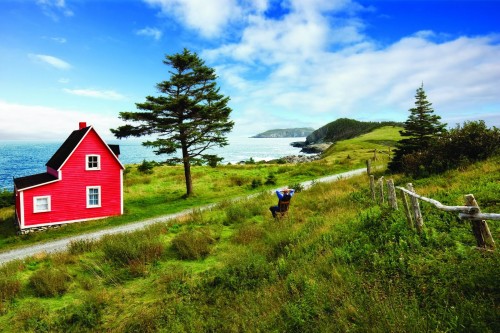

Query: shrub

[232,224,266,244]
[171,228,215,260]
[68,238,97,254]
[0,276,21,302]
[13,301,51,332]
[101,232,164,267]
[137,159,155,174]
[288,182,305,193]
[0,190,13,208]
[229,175,247,186]
[399,121,500,177]
[265,173,277,185]
[29,267,70,297]
[251,178,262,189]
[203,154,223,168]
[61,291,109,330]
[224,204,252,225]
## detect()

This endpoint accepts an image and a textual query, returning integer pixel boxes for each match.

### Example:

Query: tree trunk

[181,142,193,197]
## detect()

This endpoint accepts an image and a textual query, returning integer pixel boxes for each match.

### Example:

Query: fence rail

[369,174,498,250]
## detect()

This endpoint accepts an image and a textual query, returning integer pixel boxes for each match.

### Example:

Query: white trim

[85,154,101,170]
[56,127,92,171]
[19,191,25,228]
[58,126,125,171]
[18,215,113,230]
[86,186,101,208]
[120,169,124,215]
[33,196,51,213]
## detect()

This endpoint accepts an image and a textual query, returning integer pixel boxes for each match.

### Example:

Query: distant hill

[251,127,315,138]
[305,118,402,144]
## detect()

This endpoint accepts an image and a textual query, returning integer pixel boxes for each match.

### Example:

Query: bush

[0,276,21,302]
[0,190,13,208]
[265,173,277,185]
[171,228,215,260]
[68,238,97,254]
[29,267,70,297]
[251,178,262,189]
[399,121,500,177]
[101,232,164,267]
[137,159,156,174]
[61,291,109,330]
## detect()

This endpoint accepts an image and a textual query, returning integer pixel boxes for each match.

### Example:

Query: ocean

[0,137,306,191]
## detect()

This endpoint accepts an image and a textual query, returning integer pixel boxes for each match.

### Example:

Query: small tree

[389,84,446,173]
[112,49,234,196]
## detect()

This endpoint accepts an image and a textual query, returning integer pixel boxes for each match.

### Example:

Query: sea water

[0,137,306,190]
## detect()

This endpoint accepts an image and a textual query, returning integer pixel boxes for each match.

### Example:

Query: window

[86,155,100,170]
[34,196,51,213]
[87,186,101,208]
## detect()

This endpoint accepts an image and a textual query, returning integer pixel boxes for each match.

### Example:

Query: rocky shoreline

[290,141,332,154]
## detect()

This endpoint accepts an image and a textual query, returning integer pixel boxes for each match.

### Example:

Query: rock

[278,155,321,163]
[300,143,331,154]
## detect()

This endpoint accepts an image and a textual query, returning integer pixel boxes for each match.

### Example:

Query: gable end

[46,126,91,170]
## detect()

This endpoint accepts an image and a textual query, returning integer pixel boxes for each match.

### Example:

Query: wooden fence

[369,174,500,250]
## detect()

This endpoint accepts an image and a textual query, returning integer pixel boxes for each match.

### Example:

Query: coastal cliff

[251,127,314,138]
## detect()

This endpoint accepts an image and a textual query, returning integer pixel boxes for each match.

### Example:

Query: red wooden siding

[20,128,123,228]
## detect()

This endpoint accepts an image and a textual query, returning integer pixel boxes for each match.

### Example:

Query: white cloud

[0,100,122,140]
[51,37,67,43]
[29,54,72,70]
[36,0,74,21]
[63,88,126,100]
[144,0,268,38]
[143,0,499,135]
[136,27,163,40]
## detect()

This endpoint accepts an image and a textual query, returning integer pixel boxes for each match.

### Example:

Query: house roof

[108,144,120,156]
[14,124,124,191]
[14,172,59,190]
[46,126,91,170]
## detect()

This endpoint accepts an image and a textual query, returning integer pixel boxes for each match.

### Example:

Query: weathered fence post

[369,175,376,201]
[373,149,378,161]
[464,194,495,249]
[406,183,423,232]
[400,188,414,228]
[366,159,371,175]
[378,176,385,204]
[387,179,398,210]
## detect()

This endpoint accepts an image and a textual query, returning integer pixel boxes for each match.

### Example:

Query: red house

[13,122,124,232]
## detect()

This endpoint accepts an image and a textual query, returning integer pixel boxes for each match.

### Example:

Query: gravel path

[0,168,366,265]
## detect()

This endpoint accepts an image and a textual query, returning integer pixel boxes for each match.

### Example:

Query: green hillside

[306,118,403,144]
[0,127,498,332]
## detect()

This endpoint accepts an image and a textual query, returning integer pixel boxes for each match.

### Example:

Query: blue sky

[0,0,499,140]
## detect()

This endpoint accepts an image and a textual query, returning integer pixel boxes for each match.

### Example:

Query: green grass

[0,129,397,251]
[0,153,498,332]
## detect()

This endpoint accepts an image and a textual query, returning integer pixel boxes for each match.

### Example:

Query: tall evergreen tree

[112,49,234,196]
[389,84,446,172]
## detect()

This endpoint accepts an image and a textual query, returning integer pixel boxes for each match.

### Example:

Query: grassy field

[0,127,398,250]
[0,126,498,332]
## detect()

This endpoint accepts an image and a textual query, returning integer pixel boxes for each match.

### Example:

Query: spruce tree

[112,49,234,196]
[389,84,446,173]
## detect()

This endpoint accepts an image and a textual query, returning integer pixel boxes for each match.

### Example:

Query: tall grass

[0,135,499,331]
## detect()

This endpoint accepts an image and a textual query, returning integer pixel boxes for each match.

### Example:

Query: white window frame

[33,196,51,213]
[86,154,101,170]
[86,186,101,208]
